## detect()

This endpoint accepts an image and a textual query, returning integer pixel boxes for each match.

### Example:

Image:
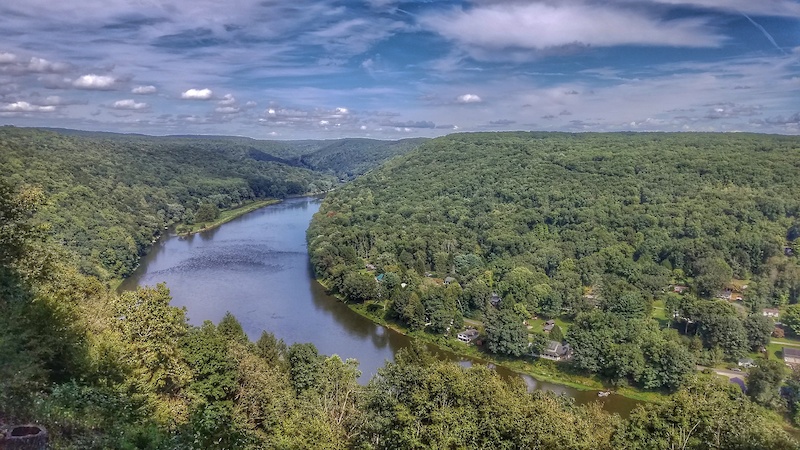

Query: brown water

[120,197,642,416]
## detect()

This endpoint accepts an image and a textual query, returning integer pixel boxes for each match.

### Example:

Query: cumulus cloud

[181,88,213,100]
[1,101,56,112]
[112,99,149,110]
[456,94,482,103]
[218,94,236,106]
[0,53,70,75]
[132,85,157,94]
[0,52,17,64]
[421,3,723,59]
[73,74,117,90]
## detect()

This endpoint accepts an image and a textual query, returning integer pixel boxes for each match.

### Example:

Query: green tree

[747,358,788,409]
[550,324,564,343]
[195,203,219,222]
[617,375,797,450]
[783,304,800,336]
[484,308,528,356]
[218,311,248,344]
[601,291,650,320]
[694,257,733,297]
[287,343,322,393]
[112,283,190,397]
[341,271,378,302]
[744,314,774,351]
[255,330,287,370]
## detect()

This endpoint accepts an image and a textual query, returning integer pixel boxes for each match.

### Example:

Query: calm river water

[120,197,641,416]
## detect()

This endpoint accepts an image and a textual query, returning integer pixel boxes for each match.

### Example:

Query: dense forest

[0,127,422,279]
[1,180,797,448]
[308,132,800,395]
[3,129,800,448]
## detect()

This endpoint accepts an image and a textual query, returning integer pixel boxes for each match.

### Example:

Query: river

[120,196,641,416]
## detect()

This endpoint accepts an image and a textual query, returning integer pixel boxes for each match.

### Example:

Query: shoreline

[177,198,282,236]
[314,278,665,404]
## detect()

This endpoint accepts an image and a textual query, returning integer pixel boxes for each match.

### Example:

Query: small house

[784,347,800,366]
[738,358,756,369]
[543,319,556,333]
[365,263,376,271]
[540,340,572,361]
[490,293,502,307]
[457,328,480,343]
[717,289,732,300]
[763,308,780,318]
[673,285,689,294]
[444,277,456,285]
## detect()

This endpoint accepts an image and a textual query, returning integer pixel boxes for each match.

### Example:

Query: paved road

[696,365,747,380]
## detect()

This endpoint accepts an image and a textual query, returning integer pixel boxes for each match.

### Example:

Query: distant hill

[41,127,428,179]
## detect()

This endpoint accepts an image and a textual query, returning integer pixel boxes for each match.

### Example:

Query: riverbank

[176,198,281,236]
[315,279,665,404]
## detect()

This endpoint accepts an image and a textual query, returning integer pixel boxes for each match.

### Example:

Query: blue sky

[1,0,798,139]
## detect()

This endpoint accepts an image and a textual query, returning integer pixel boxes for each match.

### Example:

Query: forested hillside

[47,128,427,179]
[0,127,337,279]
[309,132,800,392]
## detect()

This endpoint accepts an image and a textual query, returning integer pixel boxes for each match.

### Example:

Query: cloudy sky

[1,0,799,139]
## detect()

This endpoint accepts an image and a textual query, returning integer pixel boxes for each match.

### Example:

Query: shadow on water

[120,196,642,417]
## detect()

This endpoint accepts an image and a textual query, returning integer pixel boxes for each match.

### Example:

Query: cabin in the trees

[763,308,780,318]
[543,319,556,333]
[540,340,572,361]
[457,328,479,343]
[490,293,502,307]
[673,285,689,294]
[738,358,756,369]
[784,347,800,366]
[444,276,456,285]
[717,289,733,300]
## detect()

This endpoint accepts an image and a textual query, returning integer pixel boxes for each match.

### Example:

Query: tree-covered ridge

[290,137,428,179]
[43,128,428,180]
[308,132,800,390]
[0,126,336,279]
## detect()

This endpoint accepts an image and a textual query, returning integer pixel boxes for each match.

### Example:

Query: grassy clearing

[177,199,280,236]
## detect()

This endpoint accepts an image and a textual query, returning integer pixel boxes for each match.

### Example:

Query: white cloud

[73,74,117,90]
[456,94,482,104]
[421,3,723,58]
[132,85,157,95]
[215,106,240,114]
[27,57,68,73]
[218,94,236,106]
[0,52,18,64]
[181,88,214,100]
[1,101,55,112]
[112,99,148,110]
